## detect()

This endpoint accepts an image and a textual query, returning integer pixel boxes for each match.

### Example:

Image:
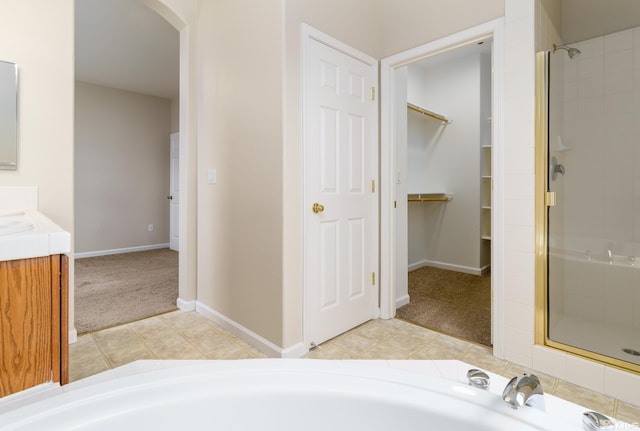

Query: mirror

[0,60,17,170]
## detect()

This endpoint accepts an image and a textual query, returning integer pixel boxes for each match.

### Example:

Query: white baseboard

[408,259,484,276]
[176,297,196,311]
[75,243,171,259]
[195,301,306,358]
[396,294,410,309]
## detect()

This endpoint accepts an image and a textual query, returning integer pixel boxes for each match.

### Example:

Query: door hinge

[545,191,557,207]
[371,272,376,285]
[371,180,375,193]
[370,87,375,101]
[394,200,397,208]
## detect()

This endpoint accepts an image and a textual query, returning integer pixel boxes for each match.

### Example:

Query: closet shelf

[408,193,453,202]
[407,102,451,125]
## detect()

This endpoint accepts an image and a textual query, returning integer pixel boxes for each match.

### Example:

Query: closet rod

[407,102,451,124]
[407,193,453,202]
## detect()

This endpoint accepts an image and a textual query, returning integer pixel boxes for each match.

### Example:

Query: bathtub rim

[0,359,592,431]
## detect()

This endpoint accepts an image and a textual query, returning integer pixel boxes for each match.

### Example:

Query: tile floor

[69,310,640,423]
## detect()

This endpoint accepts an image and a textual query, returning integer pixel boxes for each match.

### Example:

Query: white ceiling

[75,0,179,100]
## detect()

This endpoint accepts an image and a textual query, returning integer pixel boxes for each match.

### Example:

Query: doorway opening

[395,40,492,347]
[380,19,504,353]
[73,0,181,335]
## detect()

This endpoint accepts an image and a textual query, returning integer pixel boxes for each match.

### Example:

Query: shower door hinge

[371,272,376,285]
[370,87,375,101]
[545,191,557,207]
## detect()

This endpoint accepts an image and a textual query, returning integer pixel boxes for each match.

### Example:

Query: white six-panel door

[304,28,378,347]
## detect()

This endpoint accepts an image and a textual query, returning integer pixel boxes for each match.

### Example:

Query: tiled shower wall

[502,0,640,407]
[555,26,640,329]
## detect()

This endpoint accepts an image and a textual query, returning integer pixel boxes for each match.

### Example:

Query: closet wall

[407,46,491,274]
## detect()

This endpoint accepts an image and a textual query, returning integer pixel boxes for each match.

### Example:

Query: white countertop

[0,210,70,261]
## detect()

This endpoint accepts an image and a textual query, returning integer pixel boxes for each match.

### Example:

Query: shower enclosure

[538,26,640,372]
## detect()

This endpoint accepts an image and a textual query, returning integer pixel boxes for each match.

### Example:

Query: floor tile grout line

[88,332,117,370]
[92,325,159,368]
[158,312,258,359]
[70,311,639,421]
[127,318,202,360]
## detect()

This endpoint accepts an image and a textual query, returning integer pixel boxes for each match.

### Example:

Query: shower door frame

[534,50,640,375]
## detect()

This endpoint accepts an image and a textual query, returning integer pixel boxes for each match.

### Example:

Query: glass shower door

[544,30,640,370]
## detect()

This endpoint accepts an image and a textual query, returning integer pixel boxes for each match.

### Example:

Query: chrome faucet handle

[466,369,490,390]
[582,411,614,431]
[502,373,544,410]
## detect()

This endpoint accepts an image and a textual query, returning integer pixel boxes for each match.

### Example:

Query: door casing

[379,18,505,357]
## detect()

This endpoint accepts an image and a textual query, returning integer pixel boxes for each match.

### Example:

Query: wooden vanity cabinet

[0,254,68,398]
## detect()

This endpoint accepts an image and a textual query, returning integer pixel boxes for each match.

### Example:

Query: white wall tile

[604,28,634,53]
[604,50,634,94]
[604,366,640,406]
[505,18,534,49]
[576,37,604,59]
[503,174,534,200]
[504,96,535,146]
[504,300,534,333]
[504,250,535,280]
[504,326,534,365]
[504,146,534,174]
[503,225,535,253]
[504,273,535,305]
[504,198,535,226]
[505,52,535,99]
[532,345,566,379]
[565,354,606,393]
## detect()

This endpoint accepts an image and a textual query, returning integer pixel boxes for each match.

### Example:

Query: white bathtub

[0,360,588,430]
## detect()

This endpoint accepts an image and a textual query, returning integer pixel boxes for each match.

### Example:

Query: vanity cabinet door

[0,254,67,397]
[0,256,52,397]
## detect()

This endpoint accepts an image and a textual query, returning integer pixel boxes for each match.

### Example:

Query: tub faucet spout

[502,373,545,411]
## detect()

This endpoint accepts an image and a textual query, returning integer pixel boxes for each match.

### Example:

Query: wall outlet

[148,224,154,232]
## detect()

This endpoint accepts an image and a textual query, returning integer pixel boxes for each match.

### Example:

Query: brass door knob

[312,203,324,213]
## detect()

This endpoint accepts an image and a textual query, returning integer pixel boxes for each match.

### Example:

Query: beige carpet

[75,248,178,334]
[396,266,491,346]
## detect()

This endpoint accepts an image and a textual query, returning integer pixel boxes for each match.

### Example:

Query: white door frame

[169,132,180,251]
[302,24,380,350]
[380,18,505,357]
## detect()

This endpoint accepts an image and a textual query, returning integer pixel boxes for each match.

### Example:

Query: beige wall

[378,0,504,57]
[74,82,171,254]
[196,0,285,345]
[539,0,561,40]
[0,0,74,232]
